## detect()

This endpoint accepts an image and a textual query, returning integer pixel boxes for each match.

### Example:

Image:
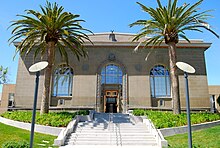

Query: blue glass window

[52,65,73,96]
[150,65,171,98]
[101,64,123,84]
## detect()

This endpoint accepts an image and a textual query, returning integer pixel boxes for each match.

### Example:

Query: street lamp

[176,62,195,148]
[28,61,48,148]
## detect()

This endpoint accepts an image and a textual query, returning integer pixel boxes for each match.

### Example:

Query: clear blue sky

[0,0,219,92]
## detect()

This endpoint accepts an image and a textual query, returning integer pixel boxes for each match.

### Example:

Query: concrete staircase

[62,113,160,147]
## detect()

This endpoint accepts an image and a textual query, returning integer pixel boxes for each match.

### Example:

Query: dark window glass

[101,64,123,84]
[150,65,171,98]
[8,93,15,107]
[52,65,73,96]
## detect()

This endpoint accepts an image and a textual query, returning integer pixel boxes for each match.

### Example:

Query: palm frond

[9,1,93,63]
[130,0,219,48]
[179,34,190,43]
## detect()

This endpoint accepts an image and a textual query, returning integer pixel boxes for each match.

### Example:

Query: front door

[104,90,118,113]
[106,97,117,113]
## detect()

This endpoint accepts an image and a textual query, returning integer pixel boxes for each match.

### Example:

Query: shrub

[2,141,29,148]
[77,110,89,115]
[0,110,89,127]
[132,109,146,116]
[133,109,220,129]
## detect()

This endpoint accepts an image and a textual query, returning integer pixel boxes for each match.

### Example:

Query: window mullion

[56,74,58,96]
[68,74,70,96]
[165,70,167,97]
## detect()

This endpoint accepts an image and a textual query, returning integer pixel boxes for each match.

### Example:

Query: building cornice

[13,32,212,50]
[83,41,211,50]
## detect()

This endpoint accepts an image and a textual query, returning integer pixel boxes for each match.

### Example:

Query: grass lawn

[166,125,220,148]
[0,122,57,147]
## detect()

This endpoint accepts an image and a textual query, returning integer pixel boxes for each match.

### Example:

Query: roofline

[83,42,212,49]
[13,32,212,50]
[87,32,136,36]
[13,41,212,50]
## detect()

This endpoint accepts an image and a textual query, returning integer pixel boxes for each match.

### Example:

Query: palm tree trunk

[168,42,181,114]
[40,41,55,114]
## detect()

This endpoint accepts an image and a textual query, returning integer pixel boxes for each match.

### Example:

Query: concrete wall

[72,75,97,108]
[15,57,45,109]
[0,84,16,113]
[179,76,210,109]
[209,86,220,95]
[13,35,210,111]
[208,85,220,111]
[128,75,151,108]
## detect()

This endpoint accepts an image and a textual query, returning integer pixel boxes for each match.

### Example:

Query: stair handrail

[143,118,168,148]
[116,123,122,146]
[54,115,79,146]
[108,113,114,145]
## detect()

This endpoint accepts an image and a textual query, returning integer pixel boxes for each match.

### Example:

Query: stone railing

[54,116,79,146]
[160,119,220,137]
[54,110,94,146]
[143,119,168,148]
[129,113,167,148]
[0,116,63,136]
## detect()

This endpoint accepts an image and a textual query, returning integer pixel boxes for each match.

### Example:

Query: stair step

[78,123,146,126]
[77,126,148,129]
[65,141,158,148]
[70,132,153,136]
[67,137,155,141]
[75,130,150,133]
[68,134,155,138]
[77,125,147,127]
[63,113,159,147]
[61,146,159,148]
[76,128,149,131]
[65,141,158,146]
[67,138,156,142]
[69,135,155,139]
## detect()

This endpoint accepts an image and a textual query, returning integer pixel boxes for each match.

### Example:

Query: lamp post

[176,62,195,148]
[28,61,48,148]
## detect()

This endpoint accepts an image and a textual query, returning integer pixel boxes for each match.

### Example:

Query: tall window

[52,65,73,96]
[150,65,171,98]
[8,93,15,107]
[101,64,123,84]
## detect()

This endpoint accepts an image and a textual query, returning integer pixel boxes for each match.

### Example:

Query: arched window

[52,65,73,96]
[101,64,123,84]
[150,65,171,98]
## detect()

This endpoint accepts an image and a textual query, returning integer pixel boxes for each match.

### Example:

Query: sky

[0,0,219,92]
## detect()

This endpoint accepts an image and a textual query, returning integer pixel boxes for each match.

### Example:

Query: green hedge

[133,109,220,129]
[0,110,89,127]
[2,141,29,148]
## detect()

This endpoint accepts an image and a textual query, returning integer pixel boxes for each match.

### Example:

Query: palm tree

[130,0,219,114]
[9,1,92,114]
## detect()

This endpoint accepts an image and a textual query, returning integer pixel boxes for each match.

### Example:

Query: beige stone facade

[208,86,220,112]
[0,84,16,113]
[11,32,211,112]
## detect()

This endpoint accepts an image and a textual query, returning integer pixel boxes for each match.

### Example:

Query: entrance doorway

[104,90,118,113]
[106,97,117,113]
[98,63,125,113]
